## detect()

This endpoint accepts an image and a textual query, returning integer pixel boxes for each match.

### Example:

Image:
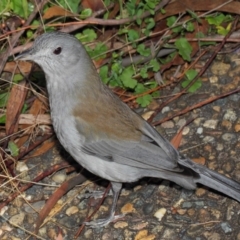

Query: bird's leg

[84,182,124,228]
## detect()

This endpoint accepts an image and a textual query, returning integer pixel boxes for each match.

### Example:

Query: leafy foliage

[181,69,202,93]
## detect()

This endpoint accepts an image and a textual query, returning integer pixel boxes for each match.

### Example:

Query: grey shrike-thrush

[16,32,240,228]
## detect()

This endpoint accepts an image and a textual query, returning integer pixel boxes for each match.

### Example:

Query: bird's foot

[84,213,125,228]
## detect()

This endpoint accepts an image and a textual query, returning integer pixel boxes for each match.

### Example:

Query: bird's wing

[75,114,183,172]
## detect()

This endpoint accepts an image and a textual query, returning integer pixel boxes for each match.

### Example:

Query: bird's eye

[53,47,62,55]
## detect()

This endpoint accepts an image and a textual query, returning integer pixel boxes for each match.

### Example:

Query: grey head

[16,32,93,83]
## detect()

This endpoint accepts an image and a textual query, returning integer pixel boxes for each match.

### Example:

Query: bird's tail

[179,158,240,202]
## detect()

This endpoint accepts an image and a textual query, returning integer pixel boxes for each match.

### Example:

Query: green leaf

[58,0,79,13]
[166,16,182,33]
[119,66,137,89]
[75,29,97,42]
[145,18,155,30]
[0,0,10,13]
[80,8,92,18]
[175,38,192,62]
[188,80,202,93]
[11,0,29,18]
[26,30,33,38]
[140,66,148,79]
[186,22,194,32]
[100,65,109,84]
[151,90,160,98]
[137,44,151,57]
[136,94,152,107]
[21,103,28,113]
[0,114,6,123]
[206,13,226,26]
[13,74,24,83]
[136,8,144,25]
[128,29,139,42]
[185,69,198,80]
[111,62,122,74]
[85,43,108,60]
[135,83,147,94]
[181,69,202,93]
[0,92,9,107]
[216,23,231,36]
[8,141,19,157]
[150,59,160,72]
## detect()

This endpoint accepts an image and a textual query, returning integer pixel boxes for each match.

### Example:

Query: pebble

[198,209,210,222]
[176,209,187,215]
[203,119,218,129]
[195,188,206,197]
[140,185,156,200]
[154,208,166,221]
[210,209,221,220]
[161,120,174,129]
[182,126,190,135]
[220,222,232,233]
[176,118,186,127]
[134,230,156,240]
[209,76,218,83]
[203,136,214,143]
[51,171,66,183]
[121,203,136,214]
[212,105,220,112]
[143,203,154,215]
[114,221,128,229]
[84,229,93,239]
[161,106,170,113]
[234,123,240,132]
[187,209,195,216]
[204,232,221,240]
[65,206,79,216]
[211,62,230,75]
[16,162,29,172]
[222,133,236,142]
[196,127,203,134]
[141,111,154,121]
[223,109,237,122]
[24,200,45,213]
[221,120,232,130]
[130,222,148,231]
[9,212,25,226]
[182,202,192,208]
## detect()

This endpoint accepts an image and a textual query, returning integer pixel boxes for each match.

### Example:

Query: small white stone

[52,172,66,183]
[16,162,28,172]
[223,109,237,122]
[154,208,167,221]
[161,106,170,113]
[9,212,25,226]
[176,119,186,128]
[0,206,8,216]
[161,121,174,129]
[141,111,154,121]
[203,119,218,129]
[197,127,203,134]
[209,76,218,83]
[203,136,214,143]
[173,198,184,208]
[216,143,224,151]
[66,206,79,216]
[182,127,190,135]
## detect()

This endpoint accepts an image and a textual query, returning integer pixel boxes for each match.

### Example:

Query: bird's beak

[15,48,34,61]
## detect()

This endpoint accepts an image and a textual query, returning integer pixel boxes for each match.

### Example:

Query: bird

[15,31,240,228]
